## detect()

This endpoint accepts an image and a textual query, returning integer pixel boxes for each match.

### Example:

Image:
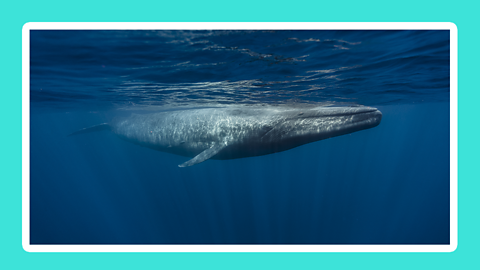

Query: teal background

[1,0,474,268]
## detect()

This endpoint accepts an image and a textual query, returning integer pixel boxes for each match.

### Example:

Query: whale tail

[68,123,111,136]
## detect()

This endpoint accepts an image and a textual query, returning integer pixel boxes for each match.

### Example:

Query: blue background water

[30,30,450,244]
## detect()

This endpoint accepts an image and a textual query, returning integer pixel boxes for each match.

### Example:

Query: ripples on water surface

[31,30,449,110]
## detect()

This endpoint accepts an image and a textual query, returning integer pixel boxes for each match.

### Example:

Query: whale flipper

[178,142,227,167]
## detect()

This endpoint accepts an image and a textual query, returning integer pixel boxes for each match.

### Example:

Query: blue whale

[69,105,382,167]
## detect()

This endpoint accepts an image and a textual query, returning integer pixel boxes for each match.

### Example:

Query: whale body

[69,106,382,167]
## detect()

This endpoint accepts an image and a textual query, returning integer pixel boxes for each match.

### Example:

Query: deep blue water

[30,30,450,244]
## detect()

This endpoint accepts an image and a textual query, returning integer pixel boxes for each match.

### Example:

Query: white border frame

[22,22,458,252]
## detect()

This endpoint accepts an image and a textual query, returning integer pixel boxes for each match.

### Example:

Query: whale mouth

[294,106,380,119]
[326,108,380,117]
[349,109,382,126]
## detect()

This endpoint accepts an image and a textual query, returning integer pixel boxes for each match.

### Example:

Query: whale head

[261,106,382,149]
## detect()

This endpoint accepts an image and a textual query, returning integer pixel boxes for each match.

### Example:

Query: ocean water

[29,30,450,244]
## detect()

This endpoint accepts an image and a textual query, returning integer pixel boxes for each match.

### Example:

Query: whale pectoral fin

[178,143,226,167]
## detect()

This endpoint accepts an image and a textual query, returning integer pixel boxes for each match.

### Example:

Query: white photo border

[22,22,458,252]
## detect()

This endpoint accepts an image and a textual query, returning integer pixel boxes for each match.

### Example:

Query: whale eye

[298,112,304,115]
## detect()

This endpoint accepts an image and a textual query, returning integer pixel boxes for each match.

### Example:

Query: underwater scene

[29,29,450,244]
